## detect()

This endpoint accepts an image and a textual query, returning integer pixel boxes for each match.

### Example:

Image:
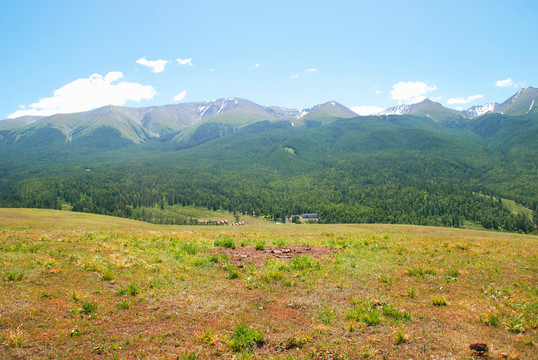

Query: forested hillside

[1,109,536,233]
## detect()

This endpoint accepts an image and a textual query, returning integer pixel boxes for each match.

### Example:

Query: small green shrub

[228,324,265,352]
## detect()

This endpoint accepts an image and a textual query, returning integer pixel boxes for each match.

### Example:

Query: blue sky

[1,0,537,118]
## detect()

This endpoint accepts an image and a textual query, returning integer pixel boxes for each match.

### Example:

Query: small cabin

[300,213,319,221]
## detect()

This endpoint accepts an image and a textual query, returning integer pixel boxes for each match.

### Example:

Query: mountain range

[0,86,536,232]
[2,86,535,146]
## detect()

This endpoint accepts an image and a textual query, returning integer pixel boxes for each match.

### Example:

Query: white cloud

[351,105,384,116]
[291,74,299,79]
[305,68,318,72]
[255,63,260,68]
[446,94,483,104]
[496,78,514,87]
[173,90,187,102]
[136,57,168,73]
[432,96,443,102]
[177,58,193,66]
[375,90,382,95]
[390,81,437,104]
[8,72,155,118]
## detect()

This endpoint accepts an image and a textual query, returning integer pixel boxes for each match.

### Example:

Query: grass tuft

[80,300,97,316]
[394,329,408,345]
[290,255,317,271]
[200,329,218,345]
[480,311,500,327]
[181,352,198,360]
[2,328,25,348]
[407,267,437,277]
[117,299,130,310]
[228,323,265,352]
[317,305,336,324]
[383,305,411,321]
[118,283,141,296]
[504,315,526,334]
[100,270,114,281]
[431,296,448,307]
[255,240,266,251]
[214,235,235,249]
[3,271,24,281]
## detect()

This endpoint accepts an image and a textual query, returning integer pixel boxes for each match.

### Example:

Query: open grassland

[0,209,536,359]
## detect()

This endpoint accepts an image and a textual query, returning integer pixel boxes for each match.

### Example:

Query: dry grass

[0,208,536,359]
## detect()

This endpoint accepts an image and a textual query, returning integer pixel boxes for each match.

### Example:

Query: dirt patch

[213,245,337,266]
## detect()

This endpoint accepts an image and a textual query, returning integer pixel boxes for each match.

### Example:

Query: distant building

[300,213,319,221]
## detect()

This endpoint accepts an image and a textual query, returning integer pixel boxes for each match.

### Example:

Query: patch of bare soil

[213,245,337,266]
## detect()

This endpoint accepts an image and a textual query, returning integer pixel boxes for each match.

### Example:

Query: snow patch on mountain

[266,106,303,119]
[380,104,415,115]
[462,103,499,117]
[527,100,535,114]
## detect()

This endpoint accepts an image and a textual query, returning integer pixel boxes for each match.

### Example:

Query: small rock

[469,343,488,357]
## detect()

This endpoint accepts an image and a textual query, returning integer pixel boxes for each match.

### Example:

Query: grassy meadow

[0,209,536,359]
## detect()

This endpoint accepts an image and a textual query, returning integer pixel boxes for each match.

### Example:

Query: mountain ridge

[1,87,536,146]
